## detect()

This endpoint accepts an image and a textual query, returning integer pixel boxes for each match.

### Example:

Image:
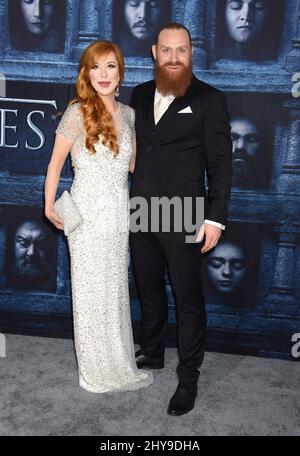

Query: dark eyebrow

[16,234,46,241]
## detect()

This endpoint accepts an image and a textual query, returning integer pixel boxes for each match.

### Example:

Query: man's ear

[152,44,157,61]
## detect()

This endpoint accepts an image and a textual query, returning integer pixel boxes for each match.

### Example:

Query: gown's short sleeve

[56,102,81,144]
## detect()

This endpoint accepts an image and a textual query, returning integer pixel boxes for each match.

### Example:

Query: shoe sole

[167,405,194,416]
[137,363,164,370]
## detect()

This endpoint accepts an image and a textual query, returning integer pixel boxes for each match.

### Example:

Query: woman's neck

[99,93,118,115]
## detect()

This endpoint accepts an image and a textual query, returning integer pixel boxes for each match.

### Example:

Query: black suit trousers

[129,229,207,386]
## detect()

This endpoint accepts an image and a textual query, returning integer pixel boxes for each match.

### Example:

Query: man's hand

[196,223,222,253]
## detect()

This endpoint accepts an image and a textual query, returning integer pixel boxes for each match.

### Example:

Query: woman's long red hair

[72,40,124,157]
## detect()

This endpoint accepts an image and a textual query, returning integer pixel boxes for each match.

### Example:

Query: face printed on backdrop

[230,117,260,184]
[124,0,165,41]
[206,242,248,294]
[20,0,55,36]
[11,220,52,285]
[225,0,268,44]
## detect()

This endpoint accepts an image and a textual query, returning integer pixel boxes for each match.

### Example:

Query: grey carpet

[0,334,299,436]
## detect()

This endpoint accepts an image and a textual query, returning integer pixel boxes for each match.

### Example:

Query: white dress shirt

[154,89,225,231]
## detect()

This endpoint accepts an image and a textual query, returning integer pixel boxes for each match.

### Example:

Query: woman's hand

[45,207,65,231]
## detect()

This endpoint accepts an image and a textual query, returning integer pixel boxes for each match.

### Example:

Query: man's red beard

[155,60,193,97]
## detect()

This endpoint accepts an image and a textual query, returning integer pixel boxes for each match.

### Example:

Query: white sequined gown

[56,101,153,393]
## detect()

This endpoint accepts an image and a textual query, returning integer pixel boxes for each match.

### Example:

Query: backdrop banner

[0,0,299,360]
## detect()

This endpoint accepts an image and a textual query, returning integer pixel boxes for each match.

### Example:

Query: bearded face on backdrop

[4,209,57,292]
[113,0,171,57]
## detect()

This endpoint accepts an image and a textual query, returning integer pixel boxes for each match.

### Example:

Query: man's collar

[154,89,175,103]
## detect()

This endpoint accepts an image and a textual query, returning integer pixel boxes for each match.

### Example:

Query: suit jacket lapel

[156,96,185,123]
[143,82,156,140]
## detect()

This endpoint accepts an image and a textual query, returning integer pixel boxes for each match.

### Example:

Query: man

[113,0,169,56]
[130,23,232,416]
[231,117,260,188]
[6,218,55,291]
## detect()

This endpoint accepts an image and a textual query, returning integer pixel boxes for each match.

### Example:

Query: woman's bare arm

[44,134,73,230]
[129,130,136,174]
[129,146,136,174]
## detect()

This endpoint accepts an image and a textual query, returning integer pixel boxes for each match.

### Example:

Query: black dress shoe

[167,382,198,416]
[135,349,164,369]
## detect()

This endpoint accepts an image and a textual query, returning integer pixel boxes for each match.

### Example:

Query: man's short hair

[154,22,192,45]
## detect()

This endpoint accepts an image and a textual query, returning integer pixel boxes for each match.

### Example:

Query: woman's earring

[115,85,120,98]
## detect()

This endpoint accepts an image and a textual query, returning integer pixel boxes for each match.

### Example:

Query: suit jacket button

[147,146,152,152]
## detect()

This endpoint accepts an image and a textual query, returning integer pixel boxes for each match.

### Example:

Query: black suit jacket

[130,75,232,228]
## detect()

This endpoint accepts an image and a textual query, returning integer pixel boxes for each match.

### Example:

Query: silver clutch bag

[54,190,83,236]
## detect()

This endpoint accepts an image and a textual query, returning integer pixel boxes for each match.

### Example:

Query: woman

[201,224,259,309]
[10,0,65,53]
[216,0,280,61]
[44,40,153,393]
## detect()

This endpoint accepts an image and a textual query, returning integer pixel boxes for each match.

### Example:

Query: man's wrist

[204,219,225,230]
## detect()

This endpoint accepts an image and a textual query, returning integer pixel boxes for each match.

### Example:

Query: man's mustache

[133,20,151,30]
[161,61,185,68]
[15,256,51,274]
[233,148,251,161]
[18,256,42,269]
